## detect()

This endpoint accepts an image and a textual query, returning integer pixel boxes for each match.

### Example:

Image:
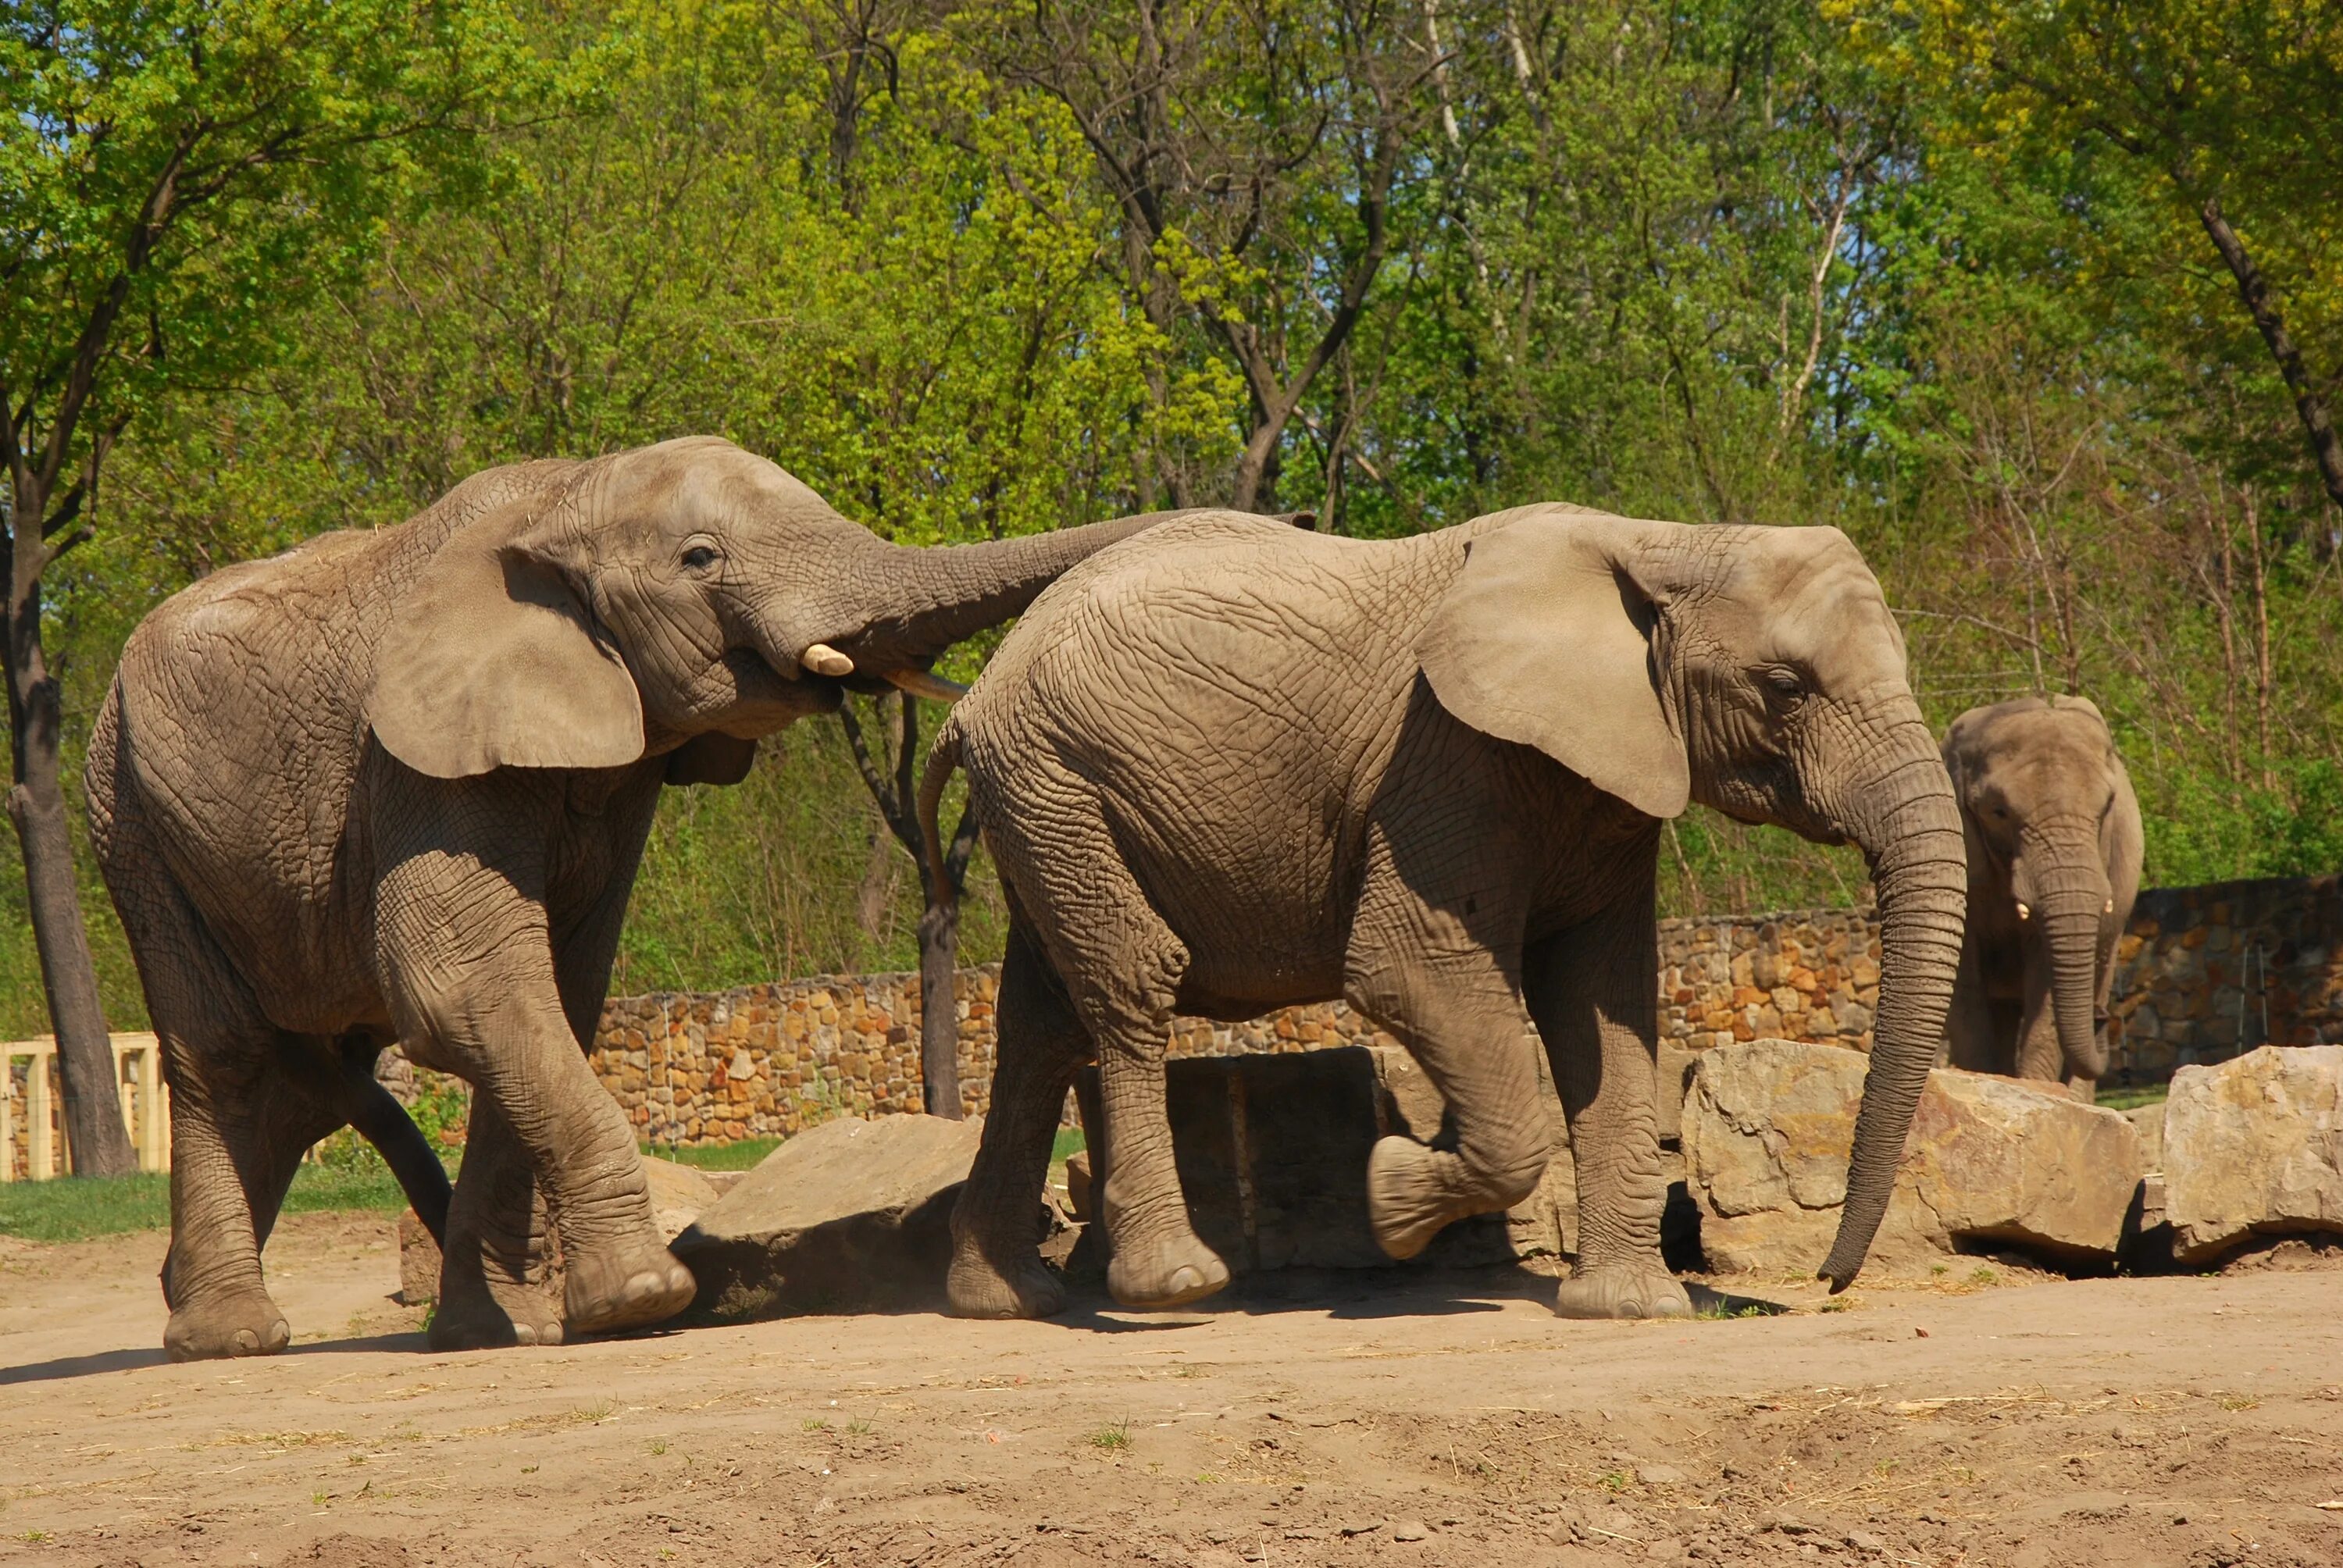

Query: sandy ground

[2,1214,2341,1568]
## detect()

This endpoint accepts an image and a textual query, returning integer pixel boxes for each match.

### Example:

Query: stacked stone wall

[558,873,2338,1142]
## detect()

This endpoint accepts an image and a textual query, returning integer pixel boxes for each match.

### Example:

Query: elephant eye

[680,545,719,572]
[1760,665,1803,699]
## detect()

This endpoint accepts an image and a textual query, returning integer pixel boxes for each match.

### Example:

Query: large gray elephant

[922,504,1967,1320]
[1940,695,2143,1099]
[87,437,1164,1360]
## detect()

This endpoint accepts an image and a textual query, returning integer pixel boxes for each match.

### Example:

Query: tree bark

[5,474,134,1176]
[2198,195,2343,514]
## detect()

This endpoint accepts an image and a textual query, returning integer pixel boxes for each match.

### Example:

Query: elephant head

[1943,695,2131,1083]
[366,437,1150,781]
[1420,507,1967,1290]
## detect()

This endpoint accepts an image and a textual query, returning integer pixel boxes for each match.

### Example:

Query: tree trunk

[2197,196,2343,514]
[917,892,962,1119]
[5,491,134,1177]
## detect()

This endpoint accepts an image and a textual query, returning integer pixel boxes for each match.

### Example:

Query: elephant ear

[366,501,645,779]
[1418,507,1689,819]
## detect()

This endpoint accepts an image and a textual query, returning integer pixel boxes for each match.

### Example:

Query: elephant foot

[165,1289,292,1362]
[1104,1228,1229,1310]
[946,1241,1067,1320]
[1551,1264,1694,1321]
[427,1294,564,1351]
[562,1243,695,1337]
[1365,1135,1462,1260]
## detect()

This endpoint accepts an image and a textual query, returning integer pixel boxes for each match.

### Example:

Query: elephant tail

[338,1046,453,1247]
[916,719,965,911]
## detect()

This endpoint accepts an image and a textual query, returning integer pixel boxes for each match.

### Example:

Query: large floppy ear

[1417,507,1689,819]
[366,499,644,779]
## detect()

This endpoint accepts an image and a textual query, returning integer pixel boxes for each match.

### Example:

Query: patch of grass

[1969,1267,1999,1287]
[803,1417,829,1432]
[642,1138,782,1171]
[1052,1126,1085,1163]
[1599,1470,1628,1493]
[1089,1420,1130,1451]
[0,1171,170,1241]
[2218,1394,2261,1411]
[2097,1085,2169,1112]
[1696,1303,1769,1320]
[647,1438,669,1456]
[845,1418,872,1436]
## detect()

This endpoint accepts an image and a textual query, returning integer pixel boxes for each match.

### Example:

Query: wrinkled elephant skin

[930,505,1967,1321]
[1940,696,2142,1099]
[89,437,1170,1360]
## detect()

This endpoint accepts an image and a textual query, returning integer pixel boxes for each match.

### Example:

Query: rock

[2164,1045,2343,1264]
[671,1114,983,1320]
[2126,1101,2166,1172]
[1073,1044,1575,1276]
[1657,1043,1698,1145]
[397,1208,440,1306]
[1064,1149,1094,1223]
[1682,1039,2143,1273]
[1391,1520,1430,1542]
[642,1155,720,1244]
[1637,1463,1688,1487]
[394,1154,719,1307]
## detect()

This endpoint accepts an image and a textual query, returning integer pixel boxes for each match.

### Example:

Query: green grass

[642,1137,783,1171]
[1,1153,447,1243]
[2097,1085,2169,1111]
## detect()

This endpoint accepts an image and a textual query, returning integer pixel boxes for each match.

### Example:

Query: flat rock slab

[671,1114,982,1320]
[395,1155,718,1306]
[2165,1045,2343,1264]
[1683,1039,2142,1274]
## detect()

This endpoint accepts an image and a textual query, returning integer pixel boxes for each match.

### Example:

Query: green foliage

[0,0,2338,1048]
[0,1171,169,1240]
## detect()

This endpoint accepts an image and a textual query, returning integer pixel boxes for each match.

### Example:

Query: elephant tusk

[2016,901,2031,921]
[801,642,855,678]
[883,667,971,703]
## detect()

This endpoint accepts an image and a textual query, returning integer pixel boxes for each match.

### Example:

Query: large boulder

[671,1114,982,1320]
[2164,1045,2343,1264]
[1682,1039,2143,1274]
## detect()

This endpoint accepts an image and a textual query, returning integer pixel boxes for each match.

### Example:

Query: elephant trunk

[1817,715,1968,1292]
[828,511,1190,673]
[2020,822,2110,1082]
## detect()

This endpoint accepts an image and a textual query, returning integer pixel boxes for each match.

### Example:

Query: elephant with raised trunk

[88,436,1166,1360]
[1941,695,2142,1099]
[922,503,1968,1320]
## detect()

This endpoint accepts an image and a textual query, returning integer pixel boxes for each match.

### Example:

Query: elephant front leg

[1525,878,1692,1321]
[378,810,691,1348]
[430,1096,562,1349]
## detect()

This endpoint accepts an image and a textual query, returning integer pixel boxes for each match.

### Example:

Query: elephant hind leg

[430,1094,562,1350]
[113,861,323,1360]
[981,785,1227,1312]
[948,912,1085,1320]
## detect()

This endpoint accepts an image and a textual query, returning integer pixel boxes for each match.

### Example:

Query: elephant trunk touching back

[1817,716,1968,1291]
[2020,821,2111,1082]
[824,512,1182,673]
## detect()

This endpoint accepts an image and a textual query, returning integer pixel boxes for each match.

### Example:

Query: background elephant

[1940,695,2143,1098]
[87,436,1162,1360]
[922,503,1967,1321]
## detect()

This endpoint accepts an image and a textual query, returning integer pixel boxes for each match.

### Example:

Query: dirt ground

[3,1215,2341,1568]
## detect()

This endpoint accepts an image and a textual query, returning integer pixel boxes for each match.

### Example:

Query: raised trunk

[1817,722,1967,1290]
[918,895,963,1120]
[836,511,1196,672]
[5,496,135,1178]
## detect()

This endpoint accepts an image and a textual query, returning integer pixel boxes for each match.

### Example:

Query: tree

[973,0,1446,512]
[1847,0,2343,516]
[0,0,540,1171]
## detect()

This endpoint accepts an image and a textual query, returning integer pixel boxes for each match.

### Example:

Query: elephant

[86,436,1168,1360]
[919,502,1968,1321]
[1939,695,2142,1099]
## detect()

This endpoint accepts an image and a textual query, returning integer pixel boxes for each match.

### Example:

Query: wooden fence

[2,1033,172,1181]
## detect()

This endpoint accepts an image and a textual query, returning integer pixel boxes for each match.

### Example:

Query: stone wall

[2107,873,2343,1081]
[582,875,2341,1144]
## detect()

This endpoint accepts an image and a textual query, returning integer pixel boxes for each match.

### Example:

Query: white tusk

[801,642,854,678]
[2016,901,2031,921]
[883,668,971,703]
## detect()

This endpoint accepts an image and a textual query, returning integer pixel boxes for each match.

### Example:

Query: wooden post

[138,1039,165,1172]
[28,1046,52,1181]
[2,1049,16,1183]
